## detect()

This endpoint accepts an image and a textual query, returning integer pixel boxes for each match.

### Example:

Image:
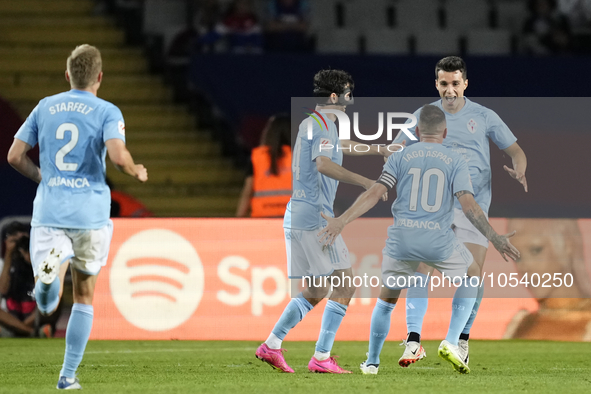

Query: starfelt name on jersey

[47,176,90,188]
[48,102,94,115]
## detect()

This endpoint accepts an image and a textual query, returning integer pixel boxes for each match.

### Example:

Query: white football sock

[314,351,330,361]
[265,333,282,349]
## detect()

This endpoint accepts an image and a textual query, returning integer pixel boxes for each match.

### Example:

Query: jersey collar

[439,97,471,117]
[69,89,95,96]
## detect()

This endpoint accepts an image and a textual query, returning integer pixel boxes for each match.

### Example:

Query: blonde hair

[66,44,102,89]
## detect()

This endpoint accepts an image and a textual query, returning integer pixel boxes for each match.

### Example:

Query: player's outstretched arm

[503,142,528,192]
[316,156,373,189]
[7,139,42,183]
[457,191,520,262]
[318,183,387,246]
[105,139,148,182]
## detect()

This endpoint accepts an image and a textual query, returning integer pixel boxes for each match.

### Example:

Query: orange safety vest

[250,145,292,217]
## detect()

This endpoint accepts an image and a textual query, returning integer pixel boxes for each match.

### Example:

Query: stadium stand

[466,28,512,55]
[309,0,340,31]
[365,29,410,54]
[396,0,442,31]
[414,29,461,55]
[344,0,394,31]
[443,0,493,32]
[494,0,530,33]
[0,0,243,217]
[316,28,361,54]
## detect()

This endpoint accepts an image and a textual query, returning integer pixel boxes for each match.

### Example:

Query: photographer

[0,223,52,337]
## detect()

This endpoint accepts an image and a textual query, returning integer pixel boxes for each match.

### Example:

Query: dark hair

[527,0,556,13]
[419,105,446,134]
[10,235,30,265]
[4,221,29,237]
[260,114,291,176]
[15,235,30,253]
[313,69,354,99]
[435,56,467,80]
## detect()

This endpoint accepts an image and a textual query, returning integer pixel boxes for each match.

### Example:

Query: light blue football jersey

[284,113,343,230]
[382,142,473,262]
[14,89,126,229]
[394,98,516,213]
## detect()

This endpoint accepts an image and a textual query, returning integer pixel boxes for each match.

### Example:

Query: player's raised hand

[384,140,406,160]
[135,164,148,183]
[318,212,345,246]
[491,230,520,262]
[503,165,528,192]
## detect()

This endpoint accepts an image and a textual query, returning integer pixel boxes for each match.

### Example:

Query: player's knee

[306,285,329,300]
[467,262,482,277]
[379,286,400,303]
[344,283,356,298]
[332,282,356,299]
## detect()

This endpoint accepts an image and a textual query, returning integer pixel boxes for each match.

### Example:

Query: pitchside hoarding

[91,218,591,342]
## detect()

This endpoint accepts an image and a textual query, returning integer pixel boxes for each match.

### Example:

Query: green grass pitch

[1,339,590,393]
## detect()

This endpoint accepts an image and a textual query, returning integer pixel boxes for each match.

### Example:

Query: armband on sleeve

[377,171,397,190]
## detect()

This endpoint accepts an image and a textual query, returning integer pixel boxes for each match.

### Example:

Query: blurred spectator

[557,0,591,29]
[169,0,223,57]
[0,230,52,338]
[195,0,224,53]
[264,0,310,52]
[212,0,264,53]
[236,114,291,217]
[523,0,573,54]
[107,178,154,218]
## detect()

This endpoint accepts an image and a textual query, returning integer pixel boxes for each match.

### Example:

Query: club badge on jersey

[467,119,477,134]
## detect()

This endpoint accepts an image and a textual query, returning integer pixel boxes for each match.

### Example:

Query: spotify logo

[110,229,204,331]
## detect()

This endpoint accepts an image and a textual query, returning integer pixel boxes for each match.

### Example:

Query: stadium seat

[309,0,340,32]
[444,0,492,32]
[345,0,393,31]
[365,29,410,54]
[143,0,186,36]
[396,0,441,32]
[414,29,460,55]
[316,28,361,54]
[494,0,529,33]
[466,29,512,55]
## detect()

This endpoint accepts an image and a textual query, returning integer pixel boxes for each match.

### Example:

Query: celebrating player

[318,104,520,374]
[7,44,148,390]
[394,56,528,367]
[255,69,390,374]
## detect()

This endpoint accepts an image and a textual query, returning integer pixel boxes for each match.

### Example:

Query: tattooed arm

[456,191,520,262]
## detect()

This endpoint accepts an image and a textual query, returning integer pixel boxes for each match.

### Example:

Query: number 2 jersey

[14,89,126,229]
[379,142,473,262]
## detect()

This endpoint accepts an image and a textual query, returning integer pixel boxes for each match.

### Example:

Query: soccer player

[318,104,520,374]
[7,44,147,390]
[393,56,528,367]
[255,69,389,374]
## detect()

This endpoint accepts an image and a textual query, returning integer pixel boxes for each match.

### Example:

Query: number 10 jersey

[381,142,473,263]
